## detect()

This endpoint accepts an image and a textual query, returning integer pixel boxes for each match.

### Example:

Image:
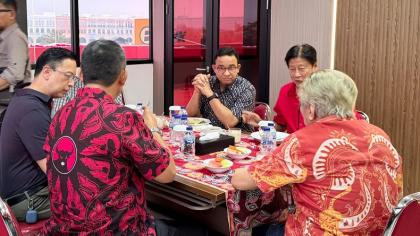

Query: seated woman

[232,69,403,235]
[243,44,318,133]
[243,44,366,134]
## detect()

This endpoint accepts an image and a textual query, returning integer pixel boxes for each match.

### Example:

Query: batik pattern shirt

[43,87,170,235]
[199,75,256,131]
[249,116,403,235]
[51,77,123,117]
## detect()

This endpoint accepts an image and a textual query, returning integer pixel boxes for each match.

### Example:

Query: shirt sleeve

[248,135,307,192]
[17,109,50,161]
[0,34,29,85]
[123,111,170,180]
[230,85,256,119]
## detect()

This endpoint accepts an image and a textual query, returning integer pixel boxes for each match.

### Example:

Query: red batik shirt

[43,87,170,235]
[249,116,403,235]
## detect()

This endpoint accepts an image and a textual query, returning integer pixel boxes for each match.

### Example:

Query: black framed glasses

[0,9,13,13]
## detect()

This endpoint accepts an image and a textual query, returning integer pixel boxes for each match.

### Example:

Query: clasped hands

[192,74,213,97]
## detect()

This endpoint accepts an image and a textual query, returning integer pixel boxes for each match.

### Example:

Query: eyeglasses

[0,9,13,13]
[215,65,238,73]
[54,69,78,82]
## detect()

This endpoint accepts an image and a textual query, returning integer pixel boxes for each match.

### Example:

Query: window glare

[79,0,150,60]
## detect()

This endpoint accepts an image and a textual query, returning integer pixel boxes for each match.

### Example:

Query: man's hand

[142,106,158,129]
[241,111,262,128]
[192,74,213,97]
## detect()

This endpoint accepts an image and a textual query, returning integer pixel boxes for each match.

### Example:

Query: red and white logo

[52,136,78,174]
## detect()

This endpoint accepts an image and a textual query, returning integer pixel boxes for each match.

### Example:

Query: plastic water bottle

[180,114,188,125]
[135,102,144,115]
[260,126,274,154]
[170,114,181,144]
[182,126,195,159]
[268,123,277,150]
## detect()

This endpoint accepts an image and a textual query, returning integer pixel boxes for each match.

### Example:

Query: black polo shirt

[0,88,51,198]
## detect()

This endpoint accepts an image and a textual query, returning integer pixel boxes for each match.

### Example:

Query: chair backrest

[254,102,271,121]
[0,197,22,236]
[383,192,420,236]
[355,110,370,123]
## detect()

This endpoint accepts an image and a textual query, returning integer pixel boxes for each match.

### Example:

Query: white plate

[203,158,233,173]
[188,117,211,126]
[250,131,289,142]
[224,147,252,160]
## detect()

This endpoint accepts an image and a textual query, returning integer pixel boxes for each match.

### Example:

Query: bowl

[224,146,252,160]
[203,158,233,173]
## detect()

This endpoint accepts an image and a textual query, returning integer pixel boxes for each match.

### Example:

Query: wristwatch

[207,93,219,102]
[150,127,163,136]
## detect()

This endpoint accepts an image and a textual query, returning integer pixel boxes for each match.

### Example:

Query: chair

[0,197,46,236]
[355,110,370,123]
[383,192,420,236]
[254,102,271,120]
[0,197,22,236]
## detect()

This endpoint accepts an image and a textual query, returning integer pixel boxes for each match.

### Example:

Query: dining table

[145,128,288,236]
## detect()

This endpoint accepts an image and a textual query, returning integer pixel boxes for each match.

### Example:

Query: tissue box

[195,134,235,155]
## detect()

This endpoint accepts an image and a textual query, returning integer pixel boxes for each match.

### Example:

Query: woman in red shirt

[243,44,318,133]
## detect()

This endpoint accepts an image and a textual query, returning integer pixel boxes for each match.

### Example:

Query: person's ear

[212,64,217,73]
[119,68,127,85]
[237,64,241,72]
[309,104,316,121]
[42,66,52,81]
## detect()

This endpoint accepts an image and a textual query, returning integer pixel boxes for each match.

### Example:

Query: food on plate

[227,145,248,154]
[183,162,205,170]
[188,117,209,126]
[207,158,231,168]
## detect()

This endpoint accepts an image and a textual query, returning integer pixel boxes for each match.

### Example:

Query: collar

[16,88,51,104]
[0,23,18,41]
[76,87,114,103]
[287,82,298,97]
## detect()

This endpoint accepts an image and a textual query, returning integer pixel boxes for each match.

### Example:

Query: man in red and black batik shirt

[43,40,176,235]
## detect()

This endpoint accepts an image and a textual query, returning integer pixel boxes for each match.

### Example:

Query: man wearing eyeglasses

[0,47,76,221]
[186,47,256,131]
[0,0,31,112]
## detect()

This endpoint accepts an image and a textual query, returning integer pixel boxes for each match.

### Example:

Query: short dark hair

[81,40,126,86]
[0,0,17,11]
[284,44,317,67]
[214,47,239,64]
[34,47,77,77]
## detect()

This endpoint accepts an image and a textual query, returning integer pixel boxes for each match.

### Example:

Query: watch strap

[207,93,218,102]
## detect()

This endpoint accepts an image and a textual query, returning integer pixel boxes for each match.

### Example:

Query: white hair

[298,69,358,119]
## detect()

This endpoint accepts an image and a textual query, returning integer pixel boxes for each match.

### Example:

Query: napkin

[199,132,220,141]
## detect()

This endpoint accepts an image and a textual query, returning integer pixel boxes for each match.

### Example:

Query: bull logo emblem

[52,136,78,174]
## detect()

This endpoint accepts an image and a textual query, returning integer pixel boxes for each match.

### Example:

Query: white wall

[269,0,336,108]
[123,63,154,109]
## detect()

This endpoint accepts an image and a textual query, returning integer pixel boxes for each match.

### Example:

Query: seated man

[43,40,176,235]
[186,47,256,131]
[232,69,403,235]
[51,68,123,117]
[0,47,77,221]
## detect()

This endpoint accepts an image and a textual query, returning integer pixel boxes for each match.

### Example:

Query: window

[26,0,152,64]
[27,0,71,64]
[78,0,151,60]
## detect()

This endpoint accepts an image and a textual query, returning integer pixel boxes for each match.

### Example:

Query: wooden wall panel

[335,0,420,194]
